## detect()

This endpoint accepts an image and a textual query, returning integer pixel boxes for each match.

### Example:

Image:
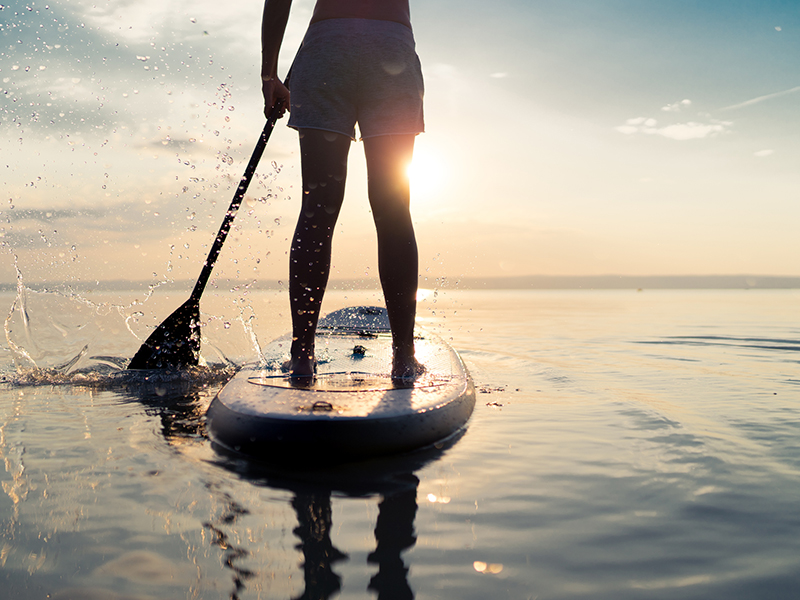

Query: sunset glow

[2,0,799,285]
[408,143,448,200]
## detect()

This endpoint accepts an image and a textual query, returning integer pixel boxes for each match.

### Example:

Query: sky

[2,0,799,287]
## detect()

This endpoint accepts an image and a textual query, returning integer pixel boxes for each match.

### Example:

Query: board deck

[206,306,476,462]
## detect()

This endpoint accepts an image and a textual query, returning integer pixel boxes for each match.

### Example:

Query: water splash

[1,263,259,386]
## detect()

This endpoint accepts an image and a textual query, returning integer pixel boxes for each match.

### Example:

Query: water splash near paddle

[128,106,284,370]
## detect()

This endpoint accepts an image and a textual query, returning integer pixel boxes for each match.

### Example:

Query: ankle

[283,354,316,378]
[391,354,425,380]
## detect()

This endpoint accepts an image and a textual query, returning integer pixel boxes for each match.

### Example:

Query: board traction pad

[247,371,452,392]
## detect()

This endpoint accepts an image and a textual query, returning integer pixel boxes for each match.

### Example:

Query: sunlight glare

[408,143,448,198]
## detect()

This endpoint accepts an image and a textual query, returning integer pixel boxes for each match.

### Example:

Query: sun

[407,143,448,199]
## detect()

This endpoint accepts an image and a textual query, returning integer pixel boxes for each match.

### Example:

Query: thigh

[364,134,416,213]
[299,129,352,213]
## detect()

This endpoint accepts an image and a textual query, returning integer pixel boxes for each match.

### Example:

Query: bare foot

[281,355,316,379]
[391,355,426,381]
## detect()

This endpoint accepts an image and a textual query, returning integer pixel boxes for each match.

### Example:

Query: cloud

[721,85,800,110]
[654,121,732,140]
[616,117,731,140]
[3,208,109,223]
[4,70,121,133]
[661,99,691,112]
[65,0,232,44]
[754,149,774,157]
[616,99,731,140]
[2,0,267,141]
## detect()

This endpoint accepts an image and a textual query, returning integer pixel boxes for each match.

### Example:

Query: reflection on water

[3,290,800,598]
[203,492,257,598]
[117,367,446,600]
[0,362,451,599]
[291,491,350,600]
[285,487,420,600]
[210,438,459,600]
[368,485,417,600]
[127,369,454,600]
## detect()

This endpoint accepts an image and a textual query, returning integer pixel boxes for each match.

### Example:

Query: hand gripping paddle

[128,103,284,369]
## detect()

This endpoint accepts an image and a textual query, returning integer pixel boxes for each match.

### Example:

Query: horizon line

[3,274,800,292]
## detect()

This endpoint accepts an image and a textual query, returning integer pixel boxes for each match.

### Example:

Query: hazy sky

[2,0,799,286]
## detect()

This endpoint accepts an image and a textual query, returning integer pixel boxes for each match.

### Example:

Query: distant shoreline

[3,275,800,293]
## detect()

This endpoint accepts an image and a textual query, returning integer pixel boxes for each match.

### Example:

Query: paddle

[128,103,285,369]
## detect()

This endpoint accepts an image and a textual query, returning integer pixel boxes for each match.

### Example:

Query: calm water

[1,288,799,599]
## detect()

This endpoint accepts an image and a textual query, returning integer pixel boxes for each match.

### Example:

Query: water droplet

[472,561,503,574]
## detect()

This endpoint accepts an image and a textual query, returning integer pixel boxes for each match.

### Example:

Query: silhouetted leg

[363,134,424,379]
[367,476,420,599]
[291,492,349,600]
[287,129,351,377]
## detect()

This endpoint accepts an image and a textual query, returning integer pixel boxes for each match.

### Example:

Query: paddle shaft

[190,102,283,302]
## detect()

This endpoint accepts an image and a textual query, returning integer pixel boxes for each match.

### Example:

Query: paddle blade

[127,300,201,369]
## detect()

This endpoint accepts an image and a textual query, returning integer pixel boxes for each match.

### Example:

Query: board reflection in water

[209,436,460,600]
[128,374,454,600]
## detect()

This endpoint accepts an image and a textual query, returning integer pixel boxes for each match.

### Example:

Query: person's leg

[287,128,351,377]
[363,133,424,379]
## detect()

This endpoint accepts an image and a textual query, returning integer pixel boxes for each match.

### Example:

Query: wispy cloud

[721,86,800,110]
[3,208,110,223]
[616,98,733,140]
[616,116,732,140]
[661,99,691,113]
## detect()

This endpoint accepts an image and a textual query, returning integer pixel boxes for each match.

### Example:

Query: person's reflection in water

[291,474,419,600]
[125,377,449,600]
[368,476,418,600]
[291,492,348,600]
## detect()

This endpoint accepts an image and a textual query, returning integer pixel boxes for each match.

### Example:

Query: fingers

[262,78,290,120]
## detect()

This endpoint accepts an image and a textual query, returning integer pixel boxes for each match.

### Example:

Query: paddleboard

[206,306,476,462]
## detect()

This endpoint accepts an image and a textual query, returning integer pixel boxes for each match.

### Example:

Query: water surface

[2,289,799,599]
